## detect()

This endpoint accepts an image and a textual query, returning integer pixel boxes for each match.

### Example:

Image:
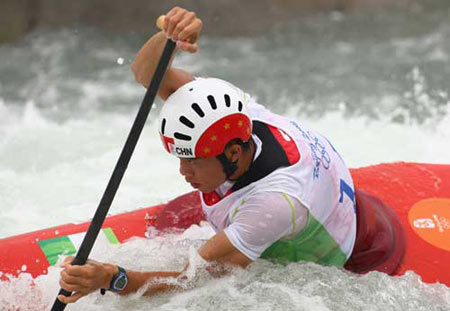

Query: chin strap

[216,153,238,179]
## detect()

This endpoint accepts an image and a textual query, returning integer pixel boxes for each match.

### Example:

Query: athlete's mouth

[186,179,200,188]
[190,182,201,189]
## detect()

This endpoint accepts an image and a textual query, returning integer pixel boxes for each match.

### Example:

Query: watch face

[114,274,128,290]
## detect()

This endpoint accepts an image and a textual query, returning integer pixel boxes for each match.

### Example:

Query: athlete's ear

[224,144,242,163]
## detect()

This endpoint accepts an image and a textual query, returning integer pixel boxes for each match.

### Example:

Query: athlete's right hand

[162,7,202,53]
[57,256,117,304]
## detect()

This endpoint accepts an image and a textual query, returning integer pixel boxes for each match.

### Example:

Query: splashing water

[2,224,450,310]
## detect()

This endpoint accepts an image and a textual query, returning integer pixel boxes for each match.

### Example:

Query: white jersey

[200,80,357,265]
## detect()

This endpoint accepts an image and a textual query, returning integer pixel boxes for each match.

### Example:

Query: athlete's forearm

[131,31,176,89]
[115,268,183,296]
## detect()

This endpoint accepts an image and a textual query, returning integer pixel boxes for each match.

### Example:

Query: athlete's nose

[179,158,194,179]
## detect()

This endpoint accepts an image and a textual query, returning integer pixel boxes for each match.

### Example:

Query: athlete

[58,6,357,304]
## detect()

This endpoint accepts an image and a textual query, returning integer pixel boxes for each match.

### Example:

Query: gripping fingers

[59,275,90,293]
[171,12,196,41]
[60,269,90,288]
[176,41,199,53]
[59,256,75,267]
[163,7,201,44]
[163,6,181,32]
[177,21,202,43]
[166,10,186,39]
[58,292,86,304]
[59,280,80,292]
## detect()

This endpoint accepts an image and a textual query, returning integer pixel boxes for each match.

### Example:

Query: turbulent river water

[1,2,449,310]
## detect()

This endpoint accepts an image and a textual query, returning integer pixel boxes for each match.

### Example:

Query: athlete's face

[179,156,226,193]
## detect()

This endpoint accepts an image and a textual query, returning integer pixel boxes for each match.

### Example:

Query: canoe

[0,162,449,286]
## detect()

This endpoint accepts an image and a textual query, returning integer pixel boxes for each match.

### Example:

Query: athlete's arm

[101,233,251,297]
[57,258,183,303]
[57,233,249,304]
[131,6,201,99]
[198,230,253,270]
[119,232,251,295]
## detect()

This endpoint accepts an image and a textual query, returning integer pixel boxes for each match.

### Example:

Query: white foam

[0,103,191,237]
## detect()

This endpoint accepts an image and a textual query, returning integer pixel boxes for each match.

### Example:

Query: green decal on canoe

[38,236,76,266]
[103,227,119,245]
[38,227,120,266]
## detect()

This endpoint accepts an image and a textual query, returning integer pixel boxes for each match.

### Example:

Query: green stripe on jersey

[261,213,347,266]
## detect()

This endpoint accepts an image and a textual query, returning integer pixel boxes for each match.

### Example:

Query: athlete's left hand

[57,256,118,304]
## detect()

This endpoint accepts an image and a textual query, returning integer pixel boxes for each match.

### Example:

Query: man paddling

[58,6,356,303]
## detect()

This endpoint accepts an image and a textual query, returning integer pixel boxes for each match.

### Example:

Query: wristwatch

[100,266,128,295]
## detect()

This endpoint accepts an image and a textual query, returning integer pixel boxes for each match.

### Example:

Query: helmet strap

[216,153,238,179]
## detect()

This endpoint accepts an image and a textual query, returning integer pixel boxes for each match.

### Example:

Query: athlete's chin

[190,182,205,191]
[190,183,212,193]
[189,182,200,189]
[197,186,210,193]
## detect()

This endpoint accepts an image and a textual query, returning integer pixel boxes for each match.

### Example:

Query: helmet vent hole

[224,94,231,107]
[191,103,205,117]
[238,101,243,112]
[179,116,195,129]
[174,132,192,141]
[207,95,217,110]
[161,118,166,134]
[189,88,194,91]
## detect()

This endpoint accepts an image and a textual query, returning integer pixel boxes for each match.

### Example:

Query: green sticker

[38,227,120,266]
[38,236,76,266]
[103,227,120,245]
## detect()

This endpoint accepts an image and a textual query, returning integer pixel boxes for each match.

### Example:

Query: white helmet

[158,78,252,158]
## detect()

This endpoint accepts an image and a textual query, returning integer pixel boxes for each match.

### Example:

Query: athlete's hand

[57,256,118,304]
[162,7,202,53]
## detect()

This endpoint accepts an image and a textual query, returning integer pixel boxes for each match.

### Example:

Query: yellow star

[204,147,211,154]
[238,120,243,127]
[224,123,230,130]
[210,135,217,141]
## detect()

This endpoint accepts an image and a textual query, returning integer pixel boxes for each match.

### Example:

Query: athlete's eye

[187,158,198,164]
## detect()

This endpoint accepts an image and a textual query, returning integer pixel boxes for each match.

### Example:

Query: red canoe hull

[351,162,450,285]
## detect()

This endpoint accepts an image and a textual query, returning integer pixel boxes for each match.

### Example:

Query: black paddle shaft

[50,39,176,311]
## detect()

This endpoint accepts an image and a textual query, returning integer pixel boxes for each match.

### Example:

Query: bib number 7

[339,179,356,213]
